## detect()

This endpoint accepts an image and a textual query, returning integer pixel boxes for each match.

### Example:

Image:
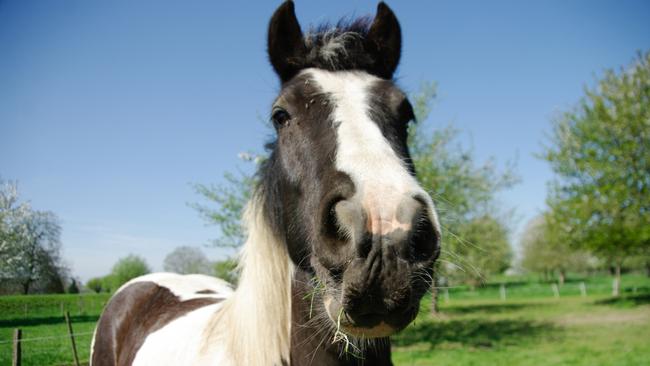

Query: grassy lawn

[392,275,650,366]
[0,275,648,365]
[0,293,109,365]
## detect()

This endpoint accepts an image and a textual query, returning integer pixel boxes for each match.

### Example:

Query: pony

[91,2,440,365]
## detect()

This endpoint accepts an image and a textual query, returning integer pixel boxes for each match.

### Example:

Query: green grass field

[393,274,650,366]
[1,275,649,365]
[0,293,110,366]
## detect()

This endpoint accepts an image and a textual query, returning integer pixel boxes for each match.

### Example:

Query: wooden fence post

[444,288,450,302]
[551,283,560,299]
[12,329,21,366]
[500,284,507,301]
[579,282,587,297]
[64,311,81,366]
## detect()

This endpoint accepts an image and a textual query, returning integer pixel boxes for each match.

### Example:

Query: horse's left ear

[366,2,402,79]
[268,1,305,83]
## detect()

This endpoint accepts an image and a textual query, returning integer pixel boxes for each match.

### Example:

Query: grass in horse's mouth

[302,274,364,358]
[303,276,326,319]
[334,307,363,358]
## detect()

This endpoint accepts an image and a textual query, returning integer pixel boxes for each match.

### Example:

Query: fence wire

[0,331,94,345]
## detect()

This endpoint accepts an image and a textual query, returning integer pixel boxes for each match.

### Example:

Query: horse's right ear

[268,1,305,83]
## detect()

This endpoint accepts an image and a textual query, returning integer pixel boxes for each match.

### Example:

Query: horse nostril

[357,233,372,258]
[322,197,347,242]
[324,196,368,246]
[409,210,438,262]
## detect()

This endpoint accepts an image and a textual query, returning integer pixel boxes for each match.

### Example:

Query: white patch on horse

[133,303,228,365]
[115,273,233,301]
[307,68,441,236]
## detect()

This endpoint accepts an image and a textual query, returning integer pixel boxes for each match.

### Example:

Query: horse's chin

[323,296,399,338]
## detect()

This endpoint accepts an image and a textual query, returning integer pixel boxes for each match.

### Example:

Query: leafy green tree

[213,258,238,285]
[449,215,512,287]
[407,83,518,313]
[627,249,650,277]
[192,155,260,283]
[109,254,150,291]
[101,274,117,293]
[191,168,257,250]
[520,215,594,284]
[86,277,104,293]
[520,216,558,281]
[68,279,80,294]
[163,246,212,275]
[542,52,650,294]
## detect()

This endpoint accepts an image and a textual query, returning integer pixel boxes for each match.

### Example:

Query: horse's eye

[271,108,291,128]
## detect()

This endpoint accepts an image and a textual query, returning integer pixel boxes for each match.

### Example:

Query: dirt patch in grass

[556,308,650,326]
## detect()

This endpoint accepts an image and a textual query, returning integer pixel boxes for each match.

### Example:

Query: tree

[0,179,68,294]
[520,216,557,281]
[409,124,517,287]
[86,277,104,293]
[191,166,257,249]
[213,258,238,285]
[449,215,512,287]
[626,248,650,277]
[101,275,117,293]
[68,279,80,294]
[520,215,594,284]
[407,83,518,311]
[191,154,260,283]
[542,52,650,294]
[109,254,150,291]
[163,246,212,275]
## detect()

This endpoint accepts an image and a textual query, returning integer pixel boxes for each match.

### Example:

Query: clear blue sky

[1,1,648,281]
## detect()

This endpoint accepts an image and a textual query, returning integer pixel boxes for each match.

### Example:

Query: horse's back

[91,273,232,366]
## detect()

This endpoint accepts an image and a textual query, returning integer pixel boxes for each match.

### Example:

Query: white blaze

[306,69,439,235]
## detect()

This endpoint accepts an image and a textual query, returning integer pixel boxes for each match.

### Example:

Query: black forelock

[300,16,379,74]
[306,16,373,43]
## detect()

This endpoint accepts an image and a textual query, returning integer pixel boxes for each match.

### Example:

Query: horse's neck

[290,270,393,366]
[217,197,391,365]
[212,200,293,365]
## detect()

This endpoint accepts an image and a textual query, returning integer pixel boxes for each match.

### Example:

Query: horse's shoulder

[91,274,232,366]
